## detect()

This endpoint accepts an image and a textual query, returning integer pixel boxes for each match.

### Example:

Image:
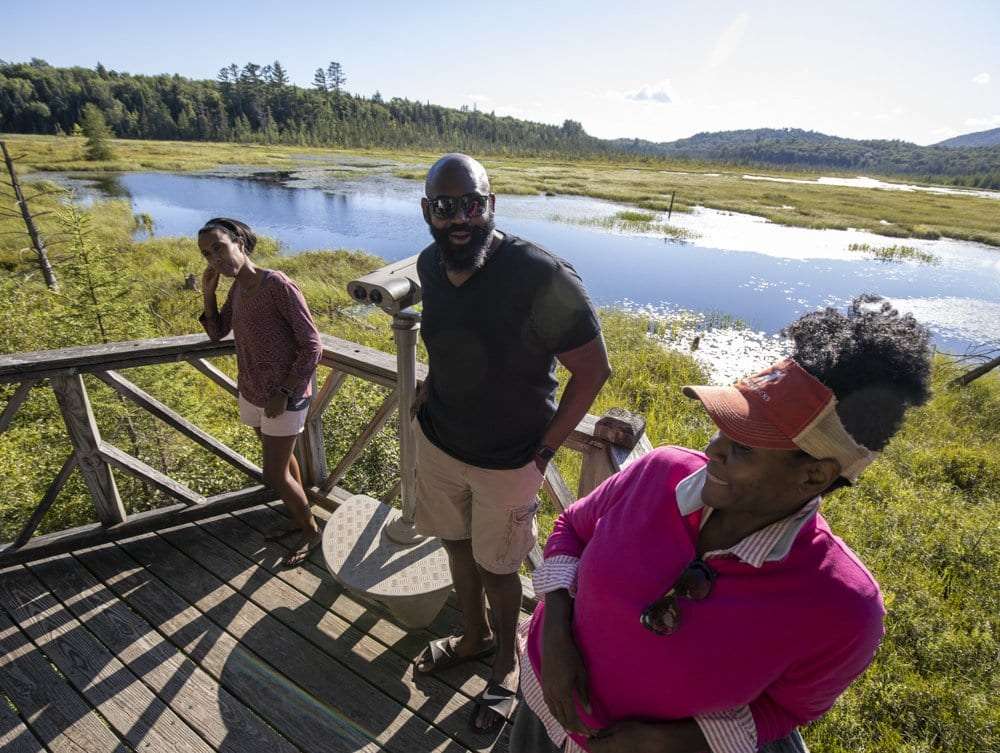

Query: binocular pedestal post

[385,308,426,545]
[321,302,452,629]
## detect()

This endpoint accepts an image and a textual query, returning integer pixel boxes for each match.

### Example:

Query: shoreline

[5,133,999,248]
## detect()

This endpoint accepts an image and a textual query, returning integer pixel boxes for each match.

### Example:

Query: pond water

[56,168,1000,354]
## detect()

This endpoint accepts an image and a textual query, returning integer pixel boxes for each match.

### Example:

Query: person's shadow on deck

[200,503,509,753]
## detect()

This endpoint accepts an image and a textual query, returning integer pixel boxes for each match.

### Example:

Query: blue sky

[8,0,999,144]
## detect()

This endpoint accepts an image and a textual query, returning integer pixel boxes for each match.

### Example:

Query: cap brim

[683,385,798,450]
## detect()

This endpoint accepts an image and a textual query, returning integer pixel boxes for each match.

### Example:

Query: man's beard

[429,218,496,272]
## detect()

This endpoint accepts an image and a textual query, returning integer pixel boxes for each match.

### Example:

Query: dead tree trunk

[951,354,1000,387]
[0,140,58,290]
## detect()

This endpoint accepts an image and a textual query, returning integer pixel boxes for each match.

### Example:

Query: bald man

[411,154,611,733]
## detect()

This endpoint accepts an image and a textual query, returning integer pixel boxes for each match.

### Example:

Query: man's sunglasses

[640,558,716,636]
[426,193,490,220]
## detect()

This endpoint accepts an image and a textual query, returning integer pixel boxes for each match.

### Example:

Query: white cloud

[873,106,906,121]
[930,126,960,140]
[624,79,675,104]
[972,72,991,85]
[709,13,750,69]
[964,114,1000,128]
[465,94,492,102]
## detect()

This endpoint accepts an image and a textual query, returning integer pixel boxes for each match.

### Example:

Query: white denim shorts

[238,393,309,437]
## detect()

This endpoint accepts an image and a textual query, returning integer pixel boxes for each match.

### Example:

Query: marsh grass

[848,242,940,264]
[0,177,995,753]
[548,210,698,240]
[5,133,998,247]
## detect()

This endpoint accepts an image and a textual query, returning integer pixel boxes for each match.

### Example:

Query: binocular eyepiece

[347,255,421,315]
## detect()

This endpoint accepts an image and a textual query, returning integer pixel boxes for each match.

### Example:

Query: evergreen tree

[80,103,114,160]
[269,60,289,87]
[53,205,150,343]
[313,68,328,92]
[327,61,346,92]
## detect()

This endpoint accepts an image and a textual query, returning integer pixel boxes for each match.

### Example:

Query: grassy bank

[0,181,996,753]
[4,133,999,247]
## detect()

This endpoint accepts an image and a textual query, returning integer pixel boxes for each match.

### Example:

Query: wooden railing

[0,332,649,566]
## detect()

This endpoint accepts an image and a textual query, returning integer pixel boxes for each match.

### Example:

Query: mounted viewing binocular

[347,254,421,315]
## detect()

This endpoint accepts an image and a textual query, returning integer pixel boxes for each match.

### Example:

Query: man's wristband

[534,445,556,464]
[276,385,293,397]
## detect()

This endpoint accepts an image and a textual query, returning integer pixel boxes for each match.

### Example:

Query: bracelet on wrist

[534,445,556,464]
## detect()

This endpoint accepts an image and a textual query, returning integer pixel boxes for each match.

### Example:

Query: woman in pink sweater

[514,297,932,753]
[199,218,323,566]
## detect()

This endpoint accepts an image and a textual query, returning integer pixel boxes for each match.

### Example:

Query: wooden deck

[0,502,528,753]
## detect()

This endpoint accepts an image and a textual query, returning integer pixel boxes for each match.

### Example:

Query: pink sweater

[200,270,322,406]
[525,446,885,748]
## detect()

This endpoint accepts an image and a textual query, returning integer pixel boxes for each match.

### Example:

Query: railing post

[51,374,126,526]
[578,408,650,497]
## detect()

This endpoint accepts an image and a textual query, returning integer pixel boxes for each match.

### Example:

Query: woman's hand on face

[265,393,286,418]
[202,266,220,293]
[541,628,597,737]
[588,721,663,753]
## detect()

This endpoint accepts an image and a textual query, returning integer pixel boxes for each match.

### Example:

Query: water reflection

[58,171,1000,353]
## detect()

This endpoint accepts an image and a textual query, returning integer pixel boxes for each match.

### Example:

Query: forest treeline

[2,58,999,188]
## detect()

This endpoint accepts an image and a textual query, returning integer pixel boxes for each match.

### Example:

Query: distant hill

[935,127,1000,148]
[613,128,1000,188]
[2,60,999,188]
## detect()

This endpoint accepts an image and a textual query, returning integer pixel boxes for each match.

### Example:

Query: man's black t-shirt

[416,233,601,469]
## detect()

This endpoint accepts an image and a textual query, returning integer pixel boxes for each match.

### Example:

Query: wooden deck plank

[0,695,46,753]
[76,541,378,753]
[27,553,299,753]
[0,607,127,753]
[0,486,274,567]
[118,529,465,753]
[0,565,211,752]
[190,512,507,752]
[162,516,494,750]
[230,505,495,698]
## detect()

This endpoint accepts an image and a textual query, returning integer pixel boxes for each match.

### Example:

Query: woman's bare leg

[260,431,319,565]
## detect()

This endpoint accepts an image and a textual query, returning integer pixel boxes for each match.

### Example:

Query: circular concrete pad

[322,494,453,627]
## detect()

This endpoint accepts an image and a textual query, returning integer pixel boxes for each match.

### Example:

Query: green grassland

[5,133,999,247]
[0,159,996,753]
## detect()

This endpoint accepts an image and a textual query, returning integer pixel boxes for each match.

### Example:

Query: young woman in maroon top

[198,218,323,566]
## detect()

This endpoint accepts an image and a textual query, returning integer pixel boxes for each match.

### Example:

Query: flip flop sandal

[281,534,321,567]
[470,681,517,732]
[413,636,497,675]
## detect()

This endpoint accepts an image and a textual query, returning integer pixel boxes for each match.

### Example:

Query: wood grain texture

[542,464,575,512]
[50,374,125,526]
[154,521,471,753]
[0,602,127,753]
[28,553,299,753]
[191,512,505,752]
[0,335,236,383]
[0,486,273,566]
[118,531,443,753]
[0,564,214,753]
[321,388,399,492]
[186,358,238,398]
[577,446,617,498]
[77,541,381,753]
[0,380,36,433]
[10,452,77,549]
[0,695,46,753]
[98,442,206,505]
[95,369,262,482]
